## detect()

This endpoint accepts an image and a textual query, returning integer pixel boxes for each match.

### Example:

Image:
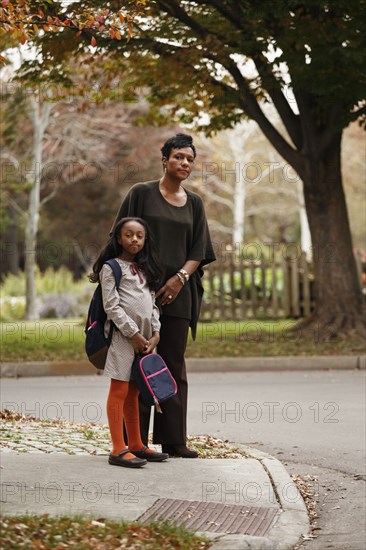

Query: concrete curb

[200,444,309,550]
[1,355,364,377]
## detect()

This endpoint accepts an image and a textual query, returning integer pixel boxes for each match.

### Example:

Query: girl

[90,217,169,468]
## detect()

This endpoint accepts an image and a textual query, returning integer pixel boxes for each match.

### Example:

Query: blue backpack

[85,259,122,370]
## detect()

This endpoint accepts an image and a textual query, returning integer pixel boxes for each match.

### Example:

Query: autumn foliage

[0,0,146,60]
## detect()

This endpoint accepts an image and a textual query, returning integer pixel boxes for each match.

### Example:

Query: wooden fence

[200,252,366,321]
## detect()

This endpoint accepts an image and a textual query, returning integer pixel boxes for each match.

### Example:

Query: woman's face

[163,147,195,180]
[118,220,146,259]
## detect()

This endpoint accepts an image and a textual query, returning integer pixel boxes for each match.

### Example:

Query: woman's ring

[168,294,173,300]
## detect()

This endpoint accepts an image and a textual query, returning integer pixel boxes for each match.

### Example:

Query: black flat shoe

[108,449,147,468]
[162,444,198,458]
[131,445,169,462]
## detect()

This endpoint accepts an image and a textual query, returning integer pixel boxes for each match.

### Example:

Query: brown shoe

[162,444,198,458]
[130,445,169,462]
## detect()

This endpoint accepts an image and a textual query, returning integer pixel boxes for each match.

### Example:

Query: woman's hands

[130,331,160,354]
[156,275,184,306]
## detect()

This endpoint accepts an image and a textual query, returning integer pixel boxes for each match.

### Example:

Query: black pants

[139,316,190,446]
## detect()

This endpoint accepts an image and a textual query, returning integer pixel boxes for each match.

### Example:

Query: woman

[110,133,216,458]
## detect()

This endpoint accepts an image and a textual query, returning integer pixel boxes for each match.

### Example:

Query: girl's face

[118,220,146,260]
[163,147,195,181]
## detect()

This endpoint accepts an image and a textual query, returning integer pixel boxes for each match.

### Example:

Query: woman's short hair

[161,133,196,159]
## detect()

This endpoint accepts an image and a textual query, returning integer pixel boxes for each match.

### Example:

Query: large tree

[2,1,365,336]
[118,0,366,338]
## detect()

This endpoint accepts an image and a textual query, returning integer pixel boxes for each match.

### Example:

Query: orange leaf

[91,36,96,47]
[109,28,115,39]
[127,20,133,38]
[115,31,121,40]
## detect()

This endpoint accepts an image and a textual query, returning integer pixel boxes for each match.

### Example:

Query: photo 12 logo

[1,481,140,505]
[201,401,340,424]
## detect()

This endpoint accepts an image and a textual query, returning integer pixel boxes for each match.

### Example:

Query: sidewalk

[0,416,309,549]
[1,354,365,377]
[1,357,363,547]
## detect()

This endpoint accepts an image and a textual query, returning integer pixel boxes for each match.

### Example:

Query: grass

[0,318,364,363]
[0,515,211,549]
[191,319,365,357]
[0,318,85,362]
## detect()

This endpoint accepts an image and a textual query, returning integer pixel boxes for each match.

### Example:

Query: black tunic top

[110,180,216,339]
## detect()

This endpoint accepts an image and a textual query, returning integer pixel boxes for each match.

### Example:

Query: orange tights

[106,379,145,459]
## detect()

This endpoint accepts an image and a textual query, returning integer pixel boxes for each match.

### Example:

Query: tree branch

[207,219,233,234]
[349,103,366,121]
[155,0,210,39]
[190,176,235,196]
[1,195,27,218]
[191,186,234,209]
[237,92,303,171]
[132,17,302,172]
[193,0,243,30]
[252,54,302,149]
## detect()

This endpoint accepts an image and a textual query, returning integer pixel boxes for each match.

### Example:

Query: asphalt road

[1,369,365,549]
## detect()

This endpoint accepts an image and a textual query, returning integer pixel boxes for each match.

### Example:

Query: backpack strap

[105,258,122,289]
[104,259,123,335]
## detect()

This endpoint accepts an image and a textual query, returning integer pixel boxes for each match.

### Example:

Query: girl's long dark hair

[89,217,162,291]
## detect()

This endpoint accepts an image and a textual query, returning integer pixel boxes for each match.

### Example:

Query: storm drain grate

[138,498,280,536]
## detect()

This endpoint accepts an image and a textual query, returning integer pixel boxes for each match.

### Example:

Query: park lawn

[0,318,364,363]
[1,319,85,362]
[0,515,211,549]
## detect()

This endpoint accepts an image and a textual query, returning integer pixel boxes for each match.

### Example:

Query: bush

[0,267,93,321]
[0,266,87,297]
[0,297,26,321]
[202,268,285,303]
[37,292,82,319]
[0,271,26,297]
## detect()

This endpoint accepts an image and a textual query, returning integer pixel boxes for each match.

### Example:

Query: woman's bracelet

[176,272,185,285]
[178,268,190,282]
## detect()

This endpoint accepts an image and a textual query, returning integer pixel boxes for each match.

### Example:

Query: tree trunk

[299,133,365,338]
[4,206,20,275]
[233,175,245,245]
[24,108,41,320]
[296,179,312,261]
[24,98,52,320]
